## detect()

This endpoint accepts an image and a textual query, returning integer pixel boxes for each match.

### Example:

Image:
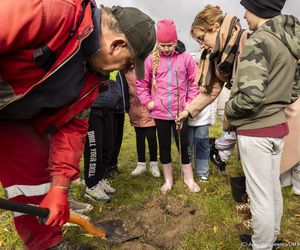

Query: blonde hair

[190,5,224,40]
[151,45,160,90]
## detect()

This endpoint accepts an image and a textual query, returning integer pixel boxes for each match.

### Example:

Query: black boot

[209,138,226,175]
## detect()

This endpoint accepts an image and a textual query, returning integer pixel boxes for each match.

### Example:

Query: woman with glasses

[176,5,250,173]
[136,19,200,194]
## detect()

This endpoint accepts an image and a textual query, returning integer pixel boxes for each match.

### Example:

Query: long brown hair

[190,5,224,40]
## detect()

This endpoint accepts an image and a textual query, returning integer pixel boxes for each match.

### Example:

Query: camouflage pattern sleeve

[291,63,300,103]
[225,37,268,120]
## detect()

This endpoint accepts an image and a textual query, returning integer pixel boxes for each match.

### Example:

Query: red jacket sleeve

[46,76,106,188]
[47,77,107,187]
[49,116,88,187]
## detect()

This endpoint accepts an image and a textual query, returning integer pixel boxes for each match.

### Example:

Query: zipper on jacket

[78,79,103,102]
[119,72,126,113]
[167,57,172,120]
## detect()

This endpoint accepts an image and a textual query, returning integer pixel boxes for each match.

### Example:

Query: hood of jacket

[175,40,186,54]
[258,15,300,60]
[159,39,186,58]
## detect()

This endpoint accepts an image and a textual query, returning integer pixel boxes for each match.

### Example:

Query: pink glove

[39,187,70,227]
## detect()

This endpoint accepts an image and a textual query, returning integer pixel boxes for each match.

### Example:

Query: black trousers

[84,109,113,188]
[155,119,190,164]
[134,126,157,162]
[109,113,125,167]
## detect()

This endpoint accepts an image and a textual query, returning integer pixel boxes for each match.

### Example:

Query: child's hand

[176,110,189,123]
[176,121,183,130]
[175,110,189,130]
[147,101,155,110]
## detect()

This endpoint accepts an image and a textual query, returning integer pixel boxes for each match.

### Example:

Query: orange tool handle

[69,213,106,239]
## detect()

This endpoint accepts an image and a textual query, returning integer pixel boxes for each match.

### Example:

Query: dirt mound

[99,195,203,249]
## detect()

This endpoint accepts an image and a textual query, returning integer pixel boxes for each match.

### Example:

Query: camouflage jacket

[225,15,300,130]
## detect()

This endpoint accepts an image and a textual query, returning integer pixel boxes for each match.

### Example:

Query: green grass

[0,189,23,249]
[0,116,299,249]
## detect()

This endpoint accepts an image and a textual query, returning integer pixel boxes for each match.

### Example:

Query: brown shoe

[235,218,253,235]
[235,202,250,214]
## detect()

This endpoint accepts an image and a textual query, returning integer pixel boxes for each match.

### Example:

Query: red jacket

[0,0,106,187]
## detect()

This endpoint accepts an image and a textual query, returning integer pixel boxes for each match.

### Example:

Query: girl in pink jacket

[136,19,200,193]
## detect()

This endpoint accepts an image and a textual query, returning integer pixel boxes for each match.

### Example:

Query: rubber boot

[160,164,173,194]
[181,163,200,193]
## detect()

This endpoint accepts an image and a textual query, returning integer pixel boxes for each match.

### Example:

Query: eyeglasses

[194,30,207,44]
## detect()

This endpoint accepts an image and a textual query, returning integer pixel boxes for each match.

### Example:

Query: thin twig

[175,70,182,167]
[159,99,176,119]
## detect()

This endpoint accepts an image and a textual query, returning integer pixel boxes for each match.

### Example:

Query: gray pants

[238,135,284,250]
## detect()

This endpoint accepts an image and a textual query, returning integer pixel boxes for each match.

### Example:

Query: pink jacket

[136,51,199,120]
[126,71,156,127]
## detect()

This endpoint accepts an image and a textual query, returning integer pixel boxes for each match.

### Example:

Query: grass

[0,116,299,249]
[0,188,23,249]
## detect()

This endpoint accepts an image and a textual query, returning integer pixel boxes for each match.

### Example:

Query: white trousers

[238,135,284,250]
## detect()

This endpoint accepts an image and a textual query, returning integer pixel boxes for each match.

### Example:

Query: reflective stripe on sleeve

[5,183,51,199]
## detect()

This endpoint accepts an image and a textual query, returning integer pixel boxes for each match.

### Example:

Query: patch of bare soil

[97,194,203,249]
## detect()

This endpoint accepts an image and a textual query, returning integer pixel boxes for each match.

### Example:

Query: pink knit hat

[156,19,178,43]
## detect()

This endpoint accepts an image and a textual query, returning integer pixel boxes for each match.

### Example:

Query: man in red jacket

[0,0,155,249]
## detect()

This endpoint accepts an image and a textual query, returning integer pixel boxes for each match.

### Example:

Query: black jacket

[92,72,129,112]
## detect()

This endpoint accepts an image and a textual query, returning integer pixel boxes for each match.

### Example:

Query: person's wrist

[51,176,71,188]
[51,186,68,191]
[183,109,191,118]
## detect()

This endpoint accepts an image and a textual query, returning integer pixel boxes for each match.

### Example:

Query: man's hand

[147,101,155,111]
[39,186,70,227]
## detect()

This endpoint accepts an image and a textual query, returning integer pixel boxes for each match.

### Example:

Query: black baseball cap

[111,6,156,79]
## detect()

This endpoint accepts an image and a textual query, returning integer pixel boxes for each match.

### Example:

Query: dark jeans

[135,126,157,162]
[188,125,210,177]
[155,119,190,164]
